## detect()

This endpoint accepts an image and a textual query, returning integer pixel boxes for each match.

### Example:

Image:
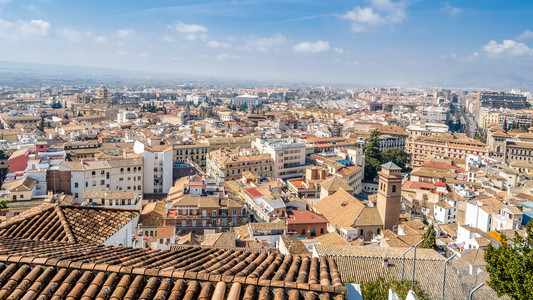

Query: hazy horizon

[1,0,533,88]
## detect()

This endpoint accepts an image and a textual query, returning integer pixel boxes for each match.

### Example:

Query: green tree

[360,277,429,300]
[473,132,486,143]
[420,223,436,250]
[36,115,45,132]
[382,148,409,171]
[485,221,533,299]
[364,129,382,181]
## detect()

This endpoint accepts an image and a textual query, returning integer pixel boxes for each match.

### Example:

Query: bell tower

[377,162,402,230]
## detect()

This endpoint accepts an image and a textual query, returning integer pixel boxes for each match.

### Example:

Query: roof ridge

[54,206,77,244]
[0,204,55,229]
[59,204,139,213]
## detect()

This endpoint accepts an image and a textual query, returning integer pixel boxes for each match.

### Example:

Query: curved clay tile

[258,286,272,300]
[211,281,226,300]
[152,278,172,300]
[168,279,186,300]
[242,284,256,300]
[227,282,241,300]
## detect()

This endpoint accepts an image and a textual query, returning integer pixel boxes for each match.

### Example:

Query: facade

[232,94,262,107]
[433,200,457,224]
[173,142,209,169]
[252,138,308,179]
[59,158,144,201]
[406,122,449,137]
[83,189,142,210]
[206,149,274,182]
[286,210,328,239]
[479,91,529,110]
[406,133,488,166]
[134,141,173,194]
[420,106,449,123]
[376,162,402,230]
[166,196,246,235]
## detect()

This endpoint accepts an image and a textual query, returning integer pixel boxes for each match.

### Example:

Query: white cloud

[334,48,344,53]
[208,40,231,49]
[93,36,106,43]
[217,53,240,60]
[341,0,406,32]
[185,33,207,41]
[116,29,137,40]
[0,18,50,40]
[482,40,533,57]
[57,28,81,42]
[245,33,286,52]
[517,30,533,41]
[171,20,208,33]
[117,50,148,57]
[0,0,11,3]
[293,40,330,53]
[443,2,461,17]
[160,35,175,42]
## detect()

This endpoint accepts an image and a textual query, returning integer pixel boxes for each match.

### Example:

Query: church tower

[377,162,402,230]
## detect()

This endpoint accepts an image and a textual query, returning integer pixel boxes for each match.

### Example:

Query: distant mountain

[437,71,533,91]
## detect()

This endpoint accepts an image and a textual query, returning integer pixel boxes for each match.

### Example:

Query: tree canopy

[485,221,533,300]
[363,130,382,181]
[363,129,411,180]
[419,223,436,250]
[382,148,410,172]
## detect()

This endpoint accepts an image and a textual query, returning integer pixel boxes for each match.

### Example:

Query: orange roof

[402,180,435,190]
[286,210,328,225]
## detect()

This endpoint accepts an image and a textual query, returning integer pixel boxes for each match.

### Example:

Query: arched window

[392,185,397,193]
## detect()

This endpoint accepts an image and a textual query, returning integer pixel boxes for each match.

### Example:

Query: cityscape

[0,1,532,300]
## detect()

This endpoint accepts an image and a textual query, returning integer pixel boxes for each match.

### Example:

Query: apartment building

[0,114,40,129]
[252,138,308,179]
[134,141,173,194]
[206,148,274,182]
[173,142,209,169]
[59,158,143,201]
[206,135,256,152]
[406,133,488,166]
[486,125,533,164]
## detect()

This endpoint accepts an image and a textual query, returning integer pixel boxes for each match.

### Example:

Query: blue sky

[1,0,533,85]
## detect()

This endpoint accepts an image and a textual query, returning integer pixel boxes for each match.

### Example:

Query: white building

[232,94,262,107]
[463,198,503,232]
[59,158,144,201]
[406,122,449,136]
[134,140,173,194]
[420,106,449,123]
[252,138,308,179]
[433,200,457,224]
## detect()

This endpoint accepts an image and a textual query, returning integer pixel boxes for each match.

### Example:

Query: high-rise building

[377,162,402,230]
[479,91,529,109]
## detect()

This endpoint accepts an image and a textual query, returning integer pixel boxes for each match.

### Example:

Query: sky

[1,0,533,85]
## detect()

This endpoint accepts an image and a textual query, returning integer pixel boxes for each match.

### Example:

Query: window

[392,185,397,193]
[320,228,324,234]
[302,229,305,235]
[74,182,78,188]
[212,210,217,217]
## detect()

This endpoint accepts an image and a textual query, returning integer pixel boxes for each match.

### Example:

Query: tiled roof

[286,210,328,225]
[280,235,311,255]
[2,177,37,192]
[0,204,139,244]
[352,207,383,227]
[320,176,353,193]
[314,189,365,229]
[316,232,350,246]
[0,236,346,300]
